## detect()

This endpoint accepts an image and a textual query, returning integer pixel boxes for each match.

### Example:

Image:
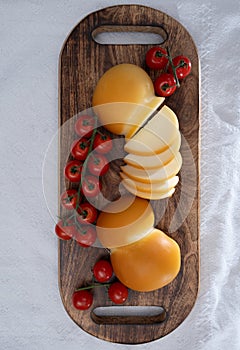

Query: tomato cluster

[145,46,191,97]
[55,114,113,247]
[72,259,128,310]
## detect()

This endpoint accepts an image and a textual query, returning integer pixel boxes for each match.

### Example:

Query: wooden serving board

[58,5,199,344]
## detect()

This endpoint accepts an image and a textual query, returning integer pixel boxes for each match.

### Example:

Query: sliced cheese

[124,131,181,169]
[121,152,182,184]
[124,105,179,156]
[120,172,179,193]
[121,180,176,200]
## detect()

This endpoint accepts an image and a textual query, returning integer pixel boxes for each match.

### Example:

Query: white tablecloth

[1,0,240,349]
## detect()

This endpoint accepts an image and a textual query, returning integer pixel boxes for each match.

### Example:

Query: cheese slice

[124,105,179,156]
[124,131,181,169]
[121,180,176,200]
[121,152,182,184]
[120,172,179,193]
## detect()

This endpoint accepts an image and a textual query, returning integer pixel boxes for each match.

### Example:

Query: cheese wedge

[120,172,179,193]
[120,180,176,200]
[124,131,181,169]
[121,152,182,184]
[124,105,179,156]
[92,64,164,137]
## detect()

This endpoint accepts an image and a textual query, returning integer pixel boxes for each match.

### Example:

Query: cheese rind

[121,181,176,200]
[120,173,179,194]
[124,105,179,155]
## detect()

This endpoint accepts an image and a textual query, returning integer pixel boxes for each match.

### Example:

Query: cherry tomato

[75,225,97,247]
[64,160,82,183]
[93,260,113,283]
[154,73,176,97]
[77,202,98,224]
[71,138,89,161]
[145,46,168,70]
[55,219,76,240]
[108,282,128,304]
[93,133,113,154]
[60,189,78,210]
[82,175,101,198]
[168,55,191,80]
[88,153,109,176]
[75,115,95,138]
[72,290,93,310]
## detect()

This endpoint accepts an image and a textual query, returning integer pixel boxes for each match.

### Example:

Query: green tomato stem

[75,115,98,211]
[96,129,107,138]
[75,283,111,291]
[166,47,180,88]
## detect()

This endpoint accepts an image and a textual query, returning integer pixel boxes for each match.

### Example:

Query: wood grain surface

[58,5,200,344]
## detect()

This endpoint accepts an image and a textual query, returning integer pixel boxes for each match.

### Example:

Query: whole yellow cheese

[92,64,164,137]
[111,228,181,292]
[96,195,154,249]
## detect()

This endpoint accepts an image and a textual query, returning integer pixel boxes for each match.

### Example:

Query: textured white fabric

[1,0,240,349]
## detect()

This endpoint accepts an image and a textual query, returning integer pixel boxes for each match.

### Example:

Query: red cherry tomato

[168,55,192,80]
[108,282,128,304]
[75,115,95,138]
[93,260,113,283]
[76,202,98,225]
[82,175,101,198]
[93,133,113,154]
[75,225,97,247]
[145,47,168,70]
[60,189,78,210]
[64,160,82,183]
[71,138,89,161]
[72,290,93,310]
[55,219,76,240]
[88,153,109,176]
[154,73,176,97]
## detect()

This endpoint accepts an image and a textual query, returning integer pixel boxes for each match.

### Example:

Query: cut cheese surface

[120,172,179,193]
[92,64,164,136]
[124,105,179,155]
[121,152,182,184]
[121,181,175,200]
[96,195,154,248]
[124,131,181,168]
[93,103,164,139]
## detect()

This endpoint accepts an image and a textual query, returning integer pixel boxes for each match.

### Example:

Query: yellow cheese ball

[92,64,164,138]
[111,228,181,292]
[96,195,154,249]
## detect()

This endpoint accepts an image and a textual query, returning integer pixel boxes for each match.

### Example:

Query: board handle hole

[92,25,167,45]
[91,306,166,325]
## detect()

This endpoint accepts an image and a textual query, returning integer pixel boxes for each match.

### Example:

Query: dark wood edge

[57,4,201,343]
